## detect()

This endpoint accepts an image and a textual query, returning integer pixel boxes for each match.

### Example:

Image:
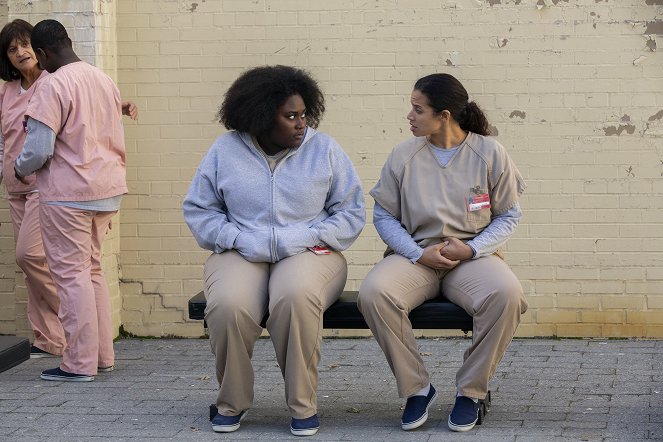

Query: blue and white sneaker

[40,367,94,382]
[448,395,480,432]
[401,384,437,430]
[211,410,247,433]
[290,414,320,436]
[30,346,58,359]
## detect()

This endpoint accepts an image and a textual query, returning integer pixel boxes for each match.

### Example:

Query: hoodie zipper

[244,133,304,263]
[268,146,301,263]
[269,172,278,262]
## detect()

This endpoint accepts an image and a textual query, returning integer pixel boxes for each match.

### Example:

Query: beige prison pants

[357,253,528,400]
[203,249,347,419]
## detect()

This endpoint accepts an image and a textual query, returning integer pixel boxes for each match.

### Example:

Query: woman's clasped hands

[417,237,473,270]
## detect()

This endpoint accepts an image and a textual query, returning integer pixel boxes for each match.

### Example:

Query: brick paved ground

[1,337,661,441]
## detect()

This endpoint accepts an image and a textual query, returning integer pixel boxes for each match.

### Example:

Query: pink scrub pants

[8,192,65,355]
[39,204,116,375]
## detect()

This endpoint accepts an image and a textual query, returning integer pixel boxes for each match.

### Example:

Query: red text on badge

[467,193,491,211]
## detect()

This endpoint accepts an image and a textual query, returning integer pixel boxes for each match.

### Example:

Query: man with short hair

[15,19,137,382]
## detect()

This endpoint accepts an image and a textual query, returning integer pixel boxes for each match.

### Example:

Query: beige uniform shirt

[370,132,525,253]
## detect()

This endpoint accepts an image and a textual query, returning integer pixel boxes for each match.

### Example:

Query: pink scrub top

[25,61,127,202]
[0,70,48,193]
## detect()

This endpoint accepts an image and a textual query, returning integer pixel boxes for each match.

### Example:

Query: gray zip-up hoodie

[183,128,365,263]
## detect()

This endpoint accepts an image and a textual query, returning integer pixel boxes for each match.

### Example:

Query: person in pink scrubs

[0,19,65,359]
[14,19,137,382]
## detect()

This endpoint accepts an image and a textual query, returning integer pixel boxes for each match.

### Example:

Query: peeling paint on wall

[646,37,657,51]
[189,2,198,12]
[648,110,663,121]
[645,21,663,34]
[446,52,460,66]
[488,0,502,6]
[497,38,508,48]
[488,125,499,136]
[509,110,526,119]
[645,0,663,5]
[11,0,33,10]
[633,55,648,65]
[603,124,636,135]
[621,114,631,122]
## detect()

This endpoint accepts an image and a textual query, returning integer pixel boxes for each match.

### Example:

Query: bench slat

[189,290,473,332]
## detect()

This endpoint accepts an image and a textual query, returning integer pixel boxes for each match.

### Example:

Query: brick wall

[116,0,663,338]
[1,0,662,339]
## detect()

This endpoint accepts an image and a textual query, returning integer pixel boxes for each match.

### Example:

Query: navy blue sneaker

[448,395,480,432]
[40,367,94,382]
[211,410,247,433]
[290,414,320,436]
[30,346,58,359]
[401,384,437,430]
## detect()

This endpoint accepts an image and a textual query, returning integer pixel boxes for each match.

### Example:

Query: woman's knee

[205,289,259,325]
[271,264,345,314]
[15,249,27,269]
[357,276,393,313]
[270,285,321,315]
[15,248,44,271]
[490,279,527,315]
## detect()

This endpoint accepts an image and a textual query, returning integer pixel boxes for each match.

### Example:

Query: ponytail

[460,101,491,136]
[414,73,494,136]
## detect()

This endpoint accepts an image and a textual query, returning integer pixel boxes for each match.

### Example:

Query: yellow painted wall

[1,0,662,339]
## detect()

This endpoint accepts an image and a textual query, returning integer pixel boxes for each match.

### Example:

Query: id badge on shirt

[467,188,491,212]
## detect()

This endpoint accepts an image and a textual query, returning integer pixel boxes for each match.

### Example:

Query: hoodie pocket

[234,230,272,262]
[275,227,318,260]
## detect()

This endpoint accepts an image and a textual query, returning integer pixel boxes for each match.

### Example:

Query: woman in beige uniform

[357,73,528,432]
[183,65,365,436]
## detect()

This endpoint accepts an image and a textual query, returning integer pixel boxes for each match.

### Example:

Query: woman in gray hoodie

[183,65,365,436]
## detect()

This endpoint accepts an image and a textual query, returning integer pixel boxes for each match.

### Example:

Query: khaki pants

[39,205,116,375]
[204,249,347,419]
[357,253,528,400]
[8,193,65,355]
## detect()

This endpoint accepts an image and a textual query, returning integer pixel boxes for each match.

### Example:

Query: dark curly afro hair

[218,65,325,136]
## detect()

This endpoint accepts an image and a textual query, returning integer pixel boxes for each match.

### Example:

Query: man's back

[25,61,127,202]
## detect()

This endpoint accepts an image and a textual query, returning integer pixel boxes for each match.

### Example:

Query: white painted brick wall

[1,0,662,338]
[113,0,663,338]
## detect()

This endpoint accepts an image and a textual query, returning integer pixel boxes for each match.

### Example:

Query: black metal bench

[188,290,491,424]
[188,290,473,331]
